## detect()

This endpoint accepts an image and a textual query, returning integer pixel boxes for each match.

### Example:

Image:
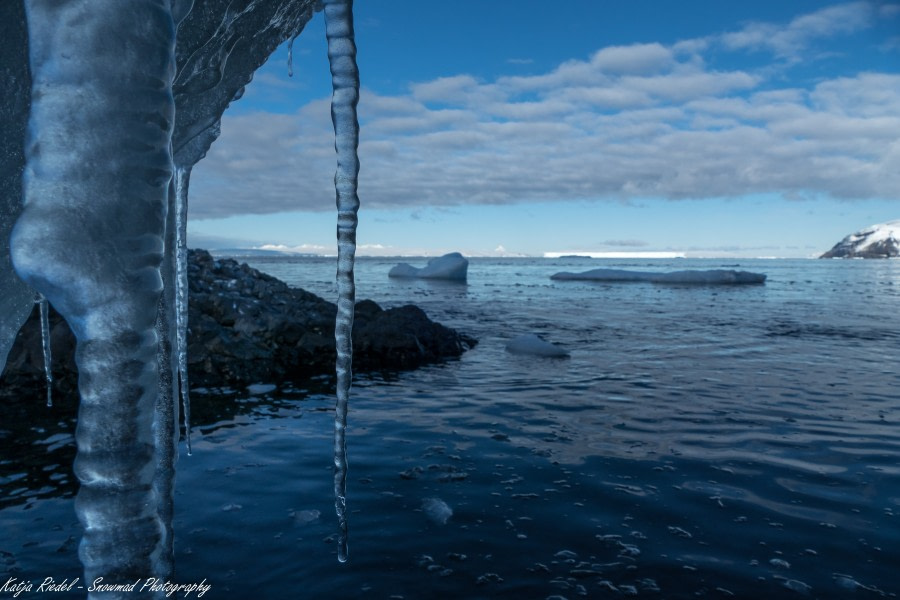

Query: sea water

[2,256,899,599]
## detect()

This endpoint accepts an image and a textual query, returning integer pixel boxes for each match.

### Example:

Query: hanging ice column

[11,0,176,591]
[175,166,193,454]
[324,0,361,564]
[38,295,52,407]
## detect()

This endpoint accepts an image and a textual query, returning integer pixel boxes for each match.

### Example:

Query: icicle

[38,294,52,407]
[287,31,299,77]
[324,0,360,564]
[153,173,181,580]
[175,166,193,455]
[13,0,176,588]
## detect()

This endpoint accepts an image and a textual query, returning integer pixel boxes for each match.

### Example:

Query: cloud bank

[190,2,900,220]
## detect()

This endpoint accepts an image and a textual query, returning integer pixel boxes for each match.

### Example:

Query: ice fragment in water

[505,334,570,358]
[324,0,361,565]
[422,498,453,525]
[38,295,52,407]
[175,167,193,454]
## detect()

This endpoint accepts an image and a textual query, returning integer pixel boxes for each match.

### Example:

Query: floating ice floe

[550,268,766,284]
[505,334,570,358]
[388,252,468,281]
[246,383,277,395]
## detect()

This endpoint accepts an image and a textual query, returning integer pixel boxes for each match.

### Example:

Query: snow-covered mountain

[820,220,900,258]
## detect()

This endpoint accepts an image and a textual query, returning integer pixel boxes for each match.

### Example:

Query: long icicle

[175,166,193,455]
[324,0,360,564]
[38,294,52,407]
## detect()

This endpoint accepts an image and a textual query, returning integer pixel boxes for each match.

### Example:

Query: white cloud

[720,1,874,59]
[189,4,900,221]
[590,43,674,74]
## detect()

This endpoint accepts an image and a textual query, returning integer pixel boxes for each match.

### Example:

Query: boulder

[0,249,476,400]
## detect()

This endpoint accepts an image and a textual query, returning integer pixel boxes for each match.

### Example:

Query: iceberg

[505,334,570,358]
[388,252,469,281]
[550,268,766,285]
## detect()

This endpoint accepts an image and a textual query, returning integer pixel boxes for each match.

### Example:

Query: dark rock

[1,249,476,399]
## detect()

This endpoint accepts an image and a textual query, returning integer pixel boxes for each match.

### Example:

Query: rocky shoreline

[0,250,476,401]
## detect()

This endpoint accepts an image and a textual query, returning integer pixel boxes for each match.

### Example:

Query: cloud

[719,1,875,58]
[189,4,900,220]
[601,239,649,248]
[590,43,674,74]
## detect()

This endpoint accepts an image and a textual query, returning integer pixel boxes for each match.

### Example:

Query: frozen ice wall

[11,0,178,587]
[0,0,35,372]
[0,0,328,592]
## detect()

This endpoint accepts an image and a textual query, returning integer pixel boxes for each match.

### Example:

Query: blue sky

[188,0,900,257]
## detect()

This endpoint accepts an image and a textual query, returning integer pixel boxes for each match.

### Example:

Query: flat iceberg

[505,334,570,358]
[550,268,766,285]
[388,252,468,281]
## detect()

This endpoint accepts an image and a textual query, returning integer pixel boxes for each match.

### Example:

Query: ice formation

[175,167,193,454]
[1,0,333,591]
[505,334,571,358]
[550,268,767,284]
[0,0,36,377]
[10,0,178,586]
[324,0,361,564]
[422,497,453,525]
[388,252,469,281]
[38,295,52,407]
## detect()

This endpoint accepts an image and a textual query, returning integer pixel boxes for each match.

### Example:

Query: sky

[188,0,900,258]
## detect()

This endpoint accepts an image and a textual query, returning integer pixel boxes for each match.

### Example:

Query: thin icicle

[324,0,360,565]
[37,294,52,407]
[287,31,299,77]
[175,166,193,455]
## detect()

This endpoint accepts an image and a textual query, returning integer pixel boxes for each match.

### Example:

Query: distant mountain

[820,220,900,259]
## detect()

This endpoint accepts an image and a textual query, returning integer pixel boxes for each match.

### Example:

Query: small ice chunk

[782,579,812,594]
[246,383,277,395]
[292,509,321,525]
[422,497,453,525]
[388,252,468,281]
[505,334,570,358]
[550,268,766,285]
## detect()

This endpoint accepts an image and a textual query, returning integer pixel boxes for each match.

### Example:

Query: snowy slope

[820,220,900,258]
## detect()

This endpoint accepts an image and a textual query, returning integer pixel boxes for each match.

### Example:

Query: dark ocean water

[2,256,900,599]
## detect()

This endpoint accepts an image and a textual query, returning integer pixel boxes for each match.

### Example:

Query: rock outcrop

[820,220,900,258]
[1,249,476,400]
